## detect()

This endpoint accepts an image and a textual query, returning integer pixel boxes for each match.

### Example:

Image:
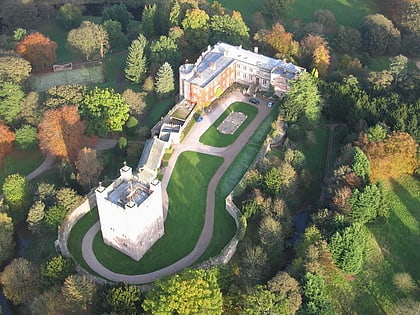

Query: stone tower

[95,163,164,261]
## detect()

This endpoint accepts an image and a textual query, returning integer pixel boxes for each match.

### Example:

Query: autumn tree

[62,274,96,311]
[0,82,24,123]
[357,131,418,181]
[122,89,147,118]
[143,268,223,315]
[26,201,47,235]
[155,62,175,97]
[44,84,86,108]
[0,212,15,266]
[75,147,103,190]
[2,174,30,222]
[15,32,57,69]
[67,21,109,60]
[267,271,302,314]
[80,87,130,136]
[38,105,86,162]
[181,8,210,53]
[254,23,299,60]
[312,44,330,78]
[0,123,15,163]
[125,34,148,84]
[0,56,31,84]
[0,258,40,305]
[299,34,330,76]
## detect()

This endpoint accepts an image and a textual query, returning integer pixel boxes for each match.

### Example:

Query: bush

[125,116,138,129]
[14,125,38,149]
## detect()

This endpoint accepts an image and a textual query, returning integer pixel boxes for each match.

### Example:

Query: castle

[95,163,164,261]
[94,43,304,261]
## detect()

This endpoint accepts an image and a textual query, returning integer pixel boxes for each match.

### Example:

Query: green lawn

[37,22,76,63]
[69,152,223,276]
[198,104,279,261]
[0,148,44,190]
[326,175,420,314]
[199,102,258,147]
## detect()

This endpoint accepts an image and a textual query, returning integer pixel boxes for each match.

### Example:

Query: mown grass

[287,0,378,28]
[198,104,279,261]
[199,102,258,147]
[0,148,44,190]
[37,22,76,63]
[70,152,223,275]
[326,175,420,314]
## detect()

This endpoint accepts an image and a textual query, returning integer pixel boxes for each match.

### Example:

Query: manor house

[179,42,305,106]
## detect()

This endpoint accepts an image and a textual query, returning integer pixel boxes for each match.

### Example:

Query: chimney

[210,62,216,70]
[254,47,259,54]
[120,161,132,181]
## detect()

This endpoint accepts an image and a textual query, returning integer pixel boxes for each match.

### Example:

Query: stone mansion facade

[179,42,305,106]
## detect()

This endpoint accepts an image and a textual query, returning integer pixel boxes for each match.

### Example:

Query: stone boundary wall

[58,192,96,257]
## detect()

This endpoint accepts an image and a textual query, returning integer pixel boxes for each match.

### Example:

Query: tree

[389,54,409,86]
[143,268,223,315]
[312,44,330,78]
[348,184,382,224]
[26,201,46,235]
[155,62,175,97]
[361,14,401,56]
[55,187,83,211]
[56,3,82,30]
[357,132,418,181]
[0,212,14,266]
[268,271,302,314]
[329,224,367,274]
[261,0,293,20]
[334,25,362,53]
[29,286,70,315]
[67,21,109,60]
[62,274,96,310]
[181,8,210,53]
[351,147,370,183]
[122,89,147,117]
[44,205,67,232]
[75,147,103,190]
[282,72,322,123]
[102,4,129,32]
[0,0,40,32]
[0,123,15,163]
[254,23,298,60]
[141,4,157,38]
[15,32,57,69]
[210,11,250,46]
[258,215,284,253]
[13,28,27,41]
[149,35,181,70]
[103,20,128,51]
[19,91,42,125]
[239,243,269,285]
[0,56,31,84]
[102,283,142,314]
[239,285,289,314]
[40,255,75,289]
[0,82,24,123]
[14,125,38,150]
[80,87,130,136]
[393,272,416,295]
[38,105,86,162]
[2,174,29,223]
[314,9,336,26]
[0,258,40,305]
[301,272,334,315]
[125,34,148,84]
[45,84,86,108]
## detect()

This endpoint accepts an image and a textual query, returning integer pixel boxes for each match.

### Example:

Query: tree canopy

[125,34,148,84]
[0,82,24,123]
[15,32,57,69]
[80,87,130,136]
[0,123,15,163]
[0,56,31,84]
[0,212,15,266]
[155,62,175,97]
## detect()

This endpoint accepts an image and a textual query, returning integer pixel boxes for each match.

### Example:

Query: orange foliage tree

[16,32,57,69]
[357,131,418,182]
[0,123,15,163]
[38,106,86,162]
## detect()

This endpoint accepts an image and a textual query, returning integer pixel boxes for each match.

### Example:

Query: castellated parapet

[95,163,164,261]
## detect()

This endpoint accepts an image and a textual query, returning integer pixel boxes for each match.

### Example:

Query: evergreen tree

[351,146,370,183]
[155,62,174,97]
[125,34,147,84]
[141,4,157,38]
[301,272,334,315]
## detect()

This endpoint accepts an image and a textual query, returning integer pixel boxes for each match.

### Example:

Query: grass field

[0,148,44,190]
[326,175,420,313]
[198,104,279,261]
[199,102,258,147]
[69,152,223,275]
[214,0,378,29]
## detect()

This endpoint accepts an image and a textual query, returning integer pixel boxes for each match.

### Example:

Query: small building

[95,163,164,261]
[179,42,305,107]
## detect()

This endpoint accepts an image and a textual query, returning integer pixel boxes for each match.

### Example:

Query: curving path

[81,91,273,284]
